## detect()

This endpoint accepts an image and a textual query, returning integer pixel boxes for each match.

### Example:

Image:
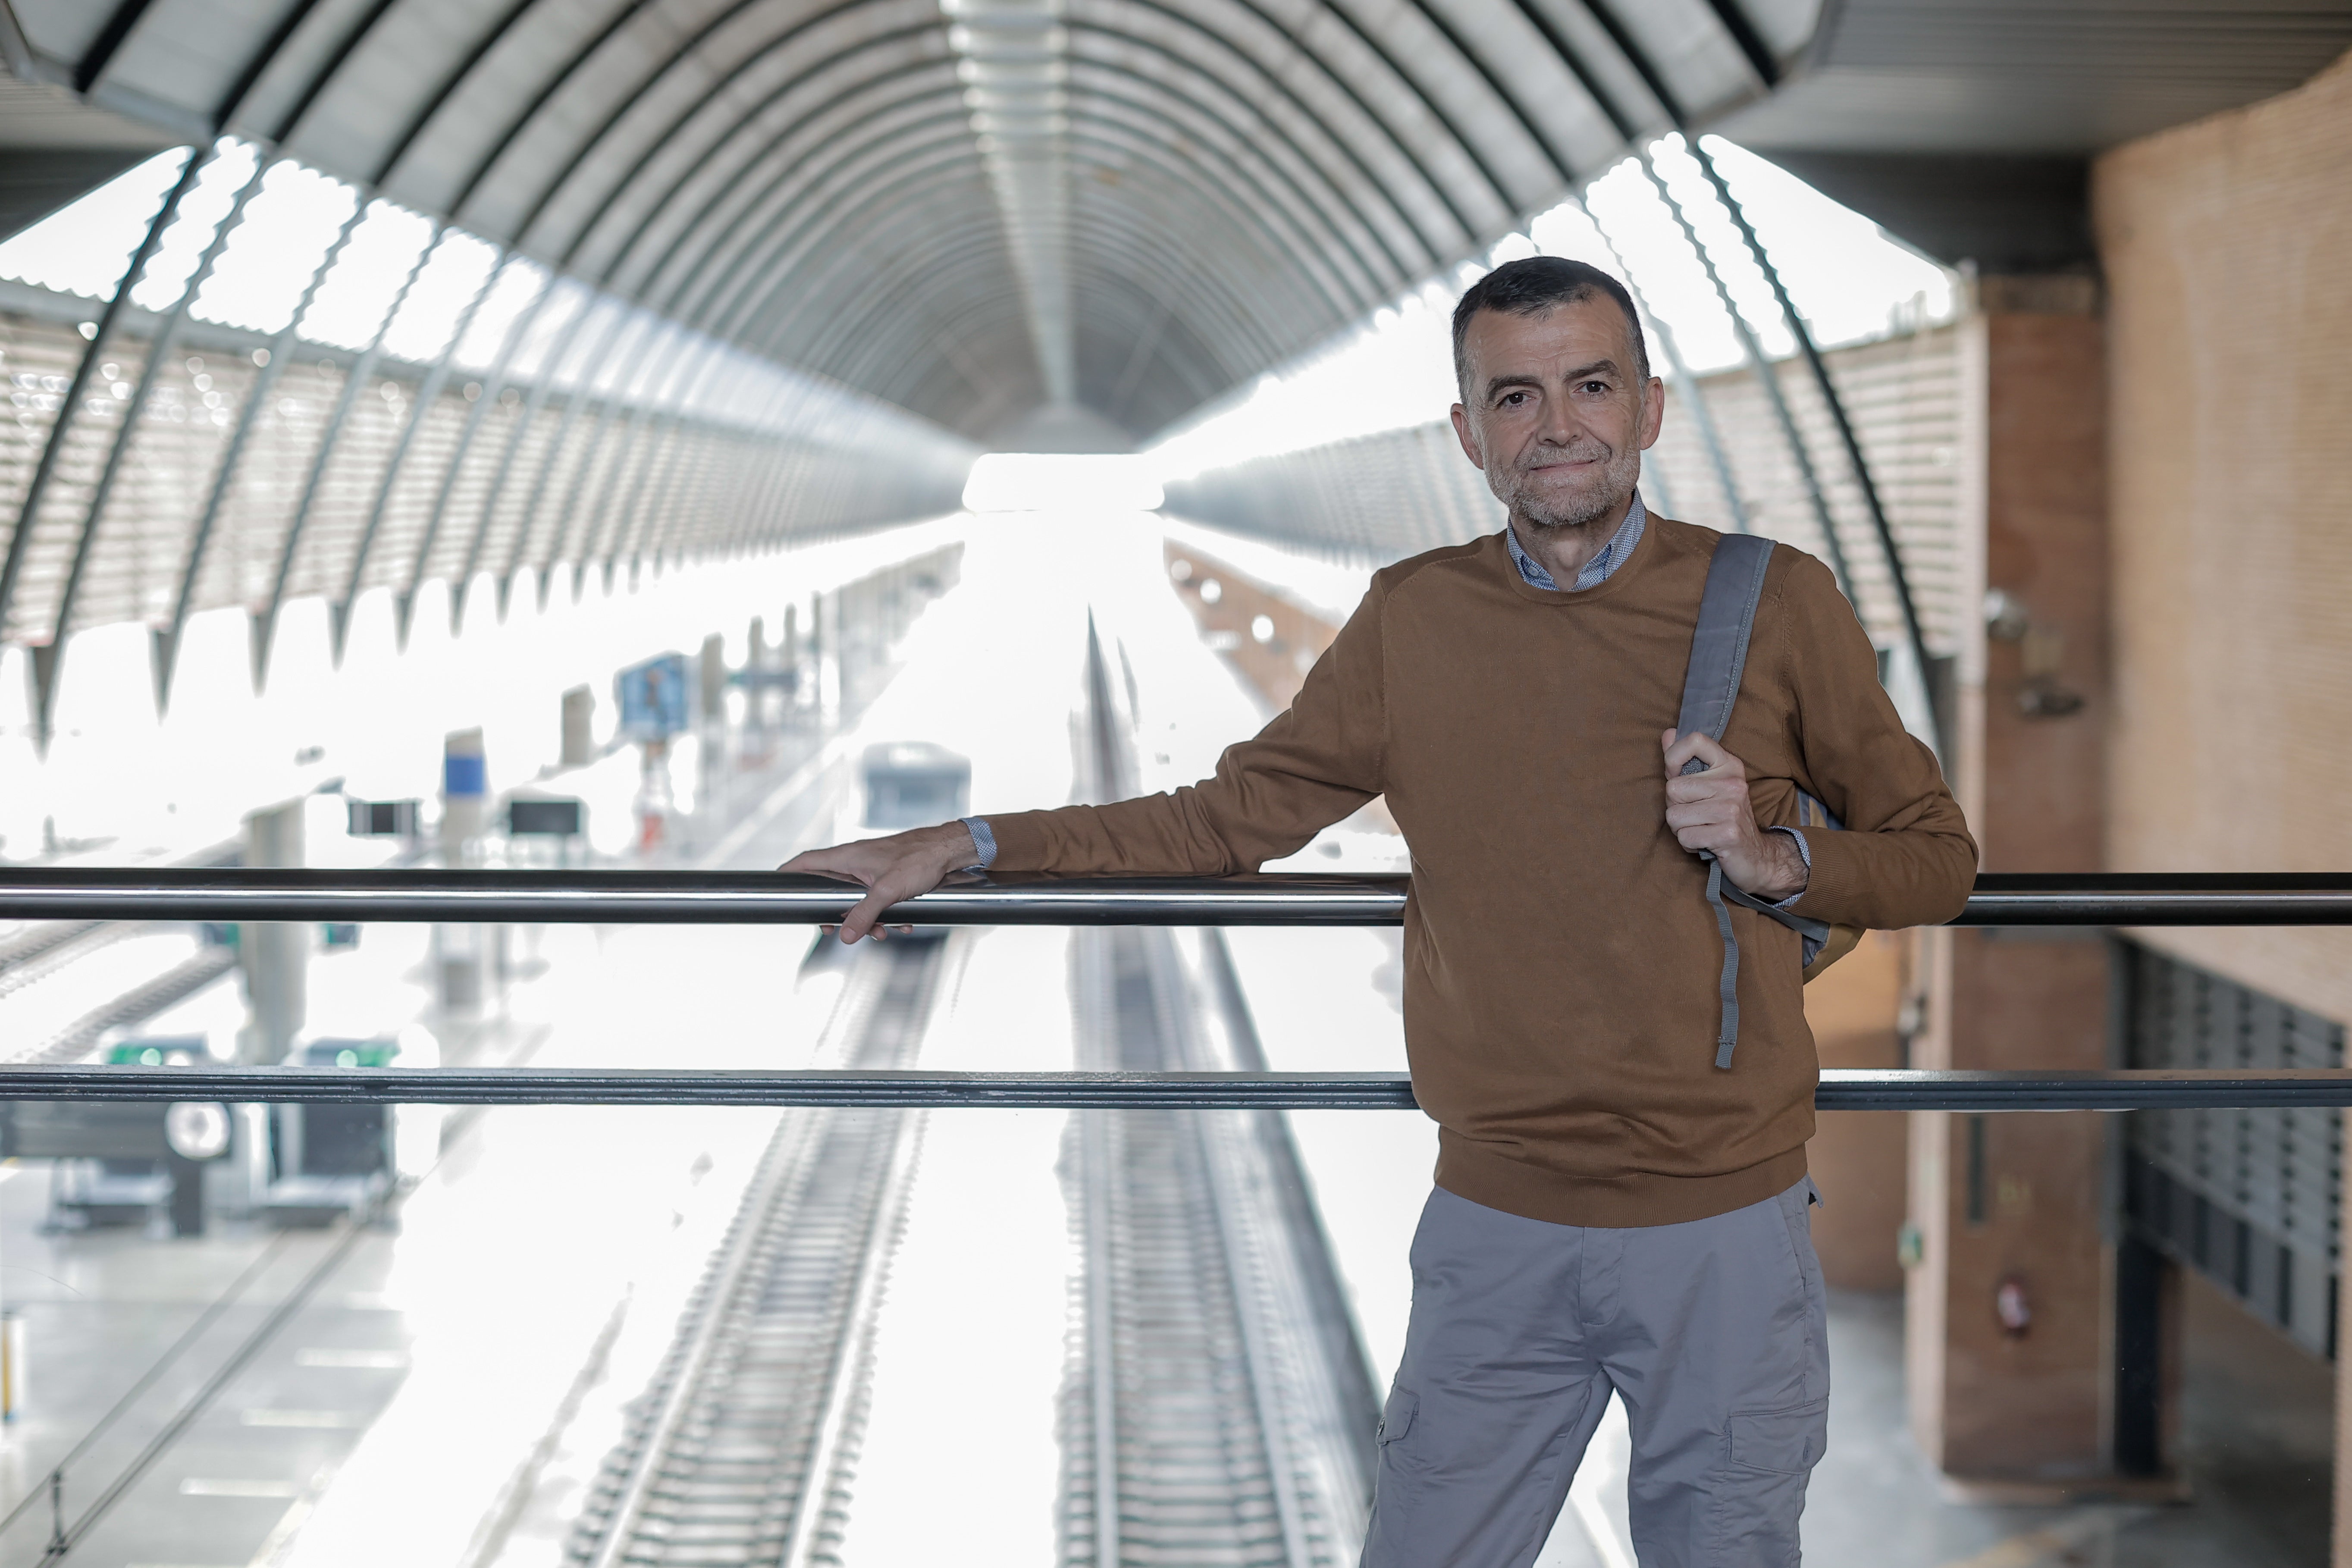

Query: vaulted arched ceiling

[4,0,1801,439]
[8,0,2349,442]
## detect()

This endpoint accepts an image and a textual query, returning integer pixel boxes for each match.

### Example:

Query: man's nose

[1537,395,1582,449]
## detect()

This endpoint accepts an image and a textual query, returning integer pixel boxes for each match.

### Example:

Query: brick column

[1908,276,2118,1484]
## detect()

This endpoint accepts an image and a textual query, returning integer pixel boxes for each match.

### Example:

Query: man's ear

[1635,376,1665,451]
[1449,404,1485,469]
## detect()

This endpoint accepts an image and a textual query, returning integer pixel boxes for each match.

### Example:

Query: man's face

[1449,296,1664,534]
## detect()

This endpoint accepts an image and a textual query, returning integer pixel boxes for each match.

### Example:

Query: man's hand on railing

[778,821,981,943]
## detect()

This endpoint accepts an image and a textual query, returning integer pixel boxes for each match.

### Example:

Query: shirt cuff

[1765,826,1810,909]
[960,815,997,870]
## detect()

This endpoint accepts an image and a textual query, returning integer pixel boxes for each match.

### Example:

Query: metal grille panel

[2123,940,2345,1358]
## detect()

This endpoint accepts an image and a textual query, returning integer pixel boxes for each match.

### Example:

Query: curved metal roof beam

[671,94,984,327]
[753,125,1312,378]
[1066,274,1237,423]
[821,245,1046,400]
[367,0,546,187]
[625,14,1411,334]
[1305,0,1592,199]
[707,68,1376,357]
[524,0,1452,331]
[1060,13,1441,270]
[771,180,1259,394]
[734,151,1007,353]
[651,100,988,329]
[240,0,405,146]
[1063,125,1339,343]
[1063,59,1386,306]
[876,280,1226,423]
[439,0,664,216]
[1074,0,1474,249]
[791,179,1288,401]
[1063,42,1405,288]
[608,32,1383,325]
[692,120,992,339]
[502,0,939,263]
[1354,0,1649,194]
[1089,0,1526,226]
[483,0,1475,286]
[608,44,962,300]
[550,1,953,276]
[855,266,1229,423]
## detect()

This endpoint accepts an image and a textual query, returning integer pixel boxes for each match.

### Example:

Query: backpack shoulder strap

[1675,531,1775,746]
[1675,533,1780,1072]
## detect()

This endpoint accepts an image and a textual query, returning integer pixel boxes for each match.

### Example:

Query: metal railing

[1,869,2349,926]
[2,869,2348,1112]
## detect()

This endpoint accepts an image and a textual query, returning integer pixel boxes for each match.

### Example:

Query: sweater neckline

[1495,508,1662,606]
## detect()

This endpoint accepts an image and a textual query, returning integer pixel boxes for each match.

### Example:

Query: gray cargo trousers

[1361,1179,1829,1568]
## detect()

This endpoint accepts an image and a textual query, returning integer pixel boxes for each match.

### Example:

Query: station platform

[0,518,2330,1567]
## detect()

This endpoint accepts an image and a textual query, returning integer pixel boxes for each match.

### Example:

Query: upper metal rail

[0,870,2349,926]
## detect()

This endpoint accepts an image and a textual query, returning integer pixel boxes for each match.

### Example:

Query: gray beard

[1490,441,1643,536]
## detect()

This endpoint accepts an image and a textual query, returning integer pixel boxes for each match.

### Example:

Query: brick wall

[2094,46,2352,1024]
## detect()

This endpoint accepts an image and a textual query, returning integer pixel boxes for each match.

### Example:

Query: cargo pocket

[1709,1398,1827,1566]
[1377,1387,1417,1447]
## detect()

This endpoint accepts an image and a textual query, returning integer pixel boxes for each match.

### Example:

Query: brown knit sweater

[987,518,1977,1227]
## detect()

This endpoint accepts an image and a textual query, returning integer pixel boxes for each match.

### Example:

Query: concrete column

[1909,276,2117,1486]
[240,800,307,1065]
[1805,930,1913,1289]
[239,800,307,1214]
[560,685,595,768]
[699,631,727,725]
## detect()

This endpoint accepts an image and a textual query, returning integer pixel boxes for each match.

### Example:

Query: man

[784,256,1976,1566]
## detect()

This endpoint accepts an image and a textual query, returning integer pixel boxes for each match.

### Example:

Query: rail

[0,869,2349,926]
[5,1066,2352,1110]
[3,869,2347,1114]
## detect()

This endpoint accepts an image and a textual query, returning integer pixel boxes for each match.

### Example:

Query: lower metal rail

[11,1066,2352,1112]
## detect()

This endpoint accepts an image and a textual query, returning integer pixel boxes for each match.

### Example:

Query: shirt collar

[1506,492,1648,592]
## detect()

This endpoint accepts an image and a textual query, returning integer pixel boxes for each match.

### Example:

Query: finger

[1683,732,1738,774]
[837,887,896,943]
[1662,728,1709,775]
[779,851,873,884]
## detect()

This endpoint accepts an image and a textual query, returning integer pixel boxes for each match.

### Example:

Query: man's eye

[1499,391,1528,407]
[1578,381,1608,395]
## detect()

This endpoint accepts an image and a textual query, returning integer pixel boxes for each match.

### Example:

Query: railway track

[564,935,953,1568]
[1058,623,1380,1568]
[1061,925,1377,1568]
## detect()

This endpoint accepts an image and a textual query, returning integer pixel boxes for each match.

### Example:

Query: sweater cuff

[980,809,1055,871]
[1786,827,1864,927]
[1764,827,1810,909]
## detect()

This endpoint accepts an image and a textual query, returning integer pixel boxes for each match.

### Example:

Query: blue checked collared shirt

[964,492,1806,900]
[1505,491,1649,591]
